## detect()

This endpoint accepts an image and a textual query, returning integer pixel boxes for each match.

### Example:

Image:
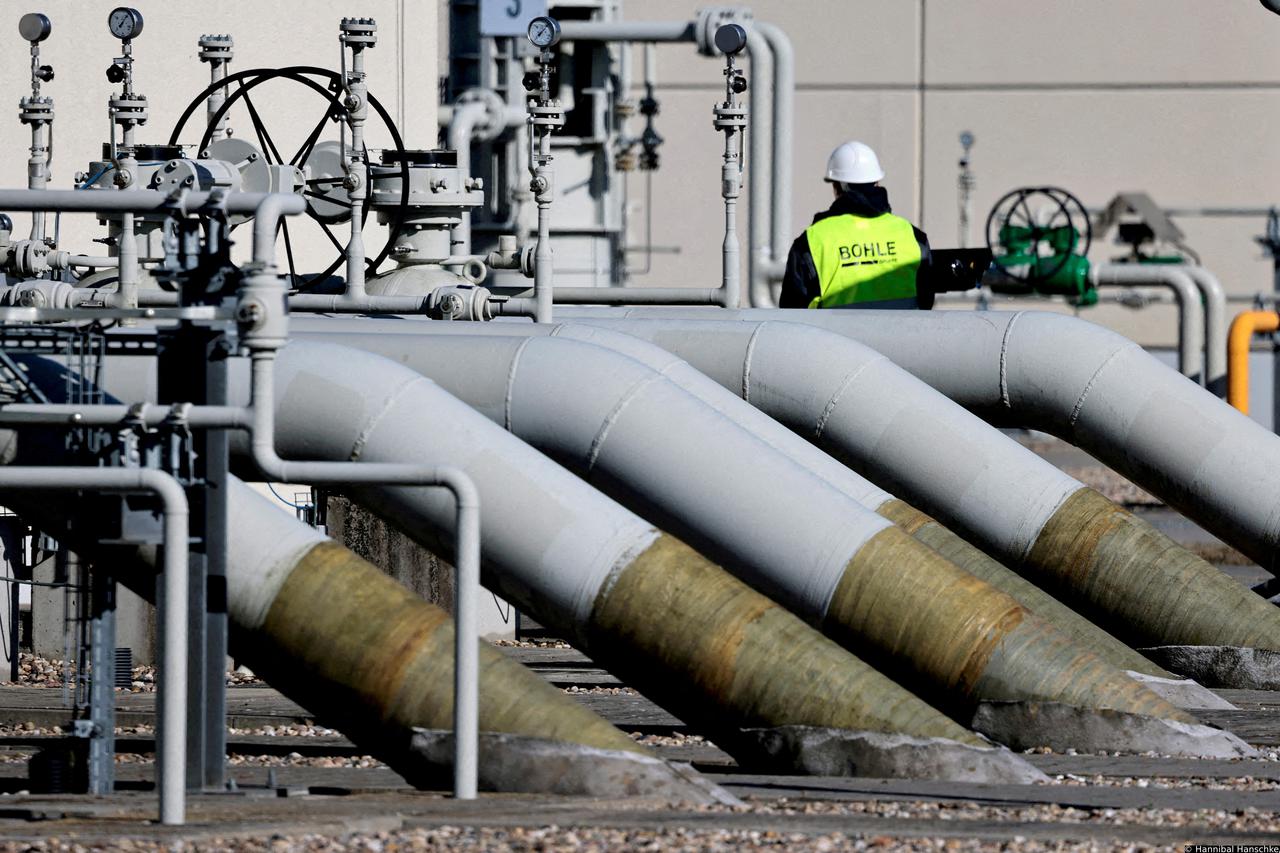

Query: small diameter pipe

[558,20,696,42]
[1185,266,1229,396]
[1090,264,1203,384]
[447,102,487,256]
[66,255,119,269]
[745,27,774,309]
[246,352,481,799]
[756,21,793,300]
[0,467,187,825]
[117,212,139,311]
[1227,310,1279,415]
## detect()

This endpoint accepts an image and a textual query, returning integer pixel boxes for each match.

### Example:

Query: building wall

[596,0,1280,345]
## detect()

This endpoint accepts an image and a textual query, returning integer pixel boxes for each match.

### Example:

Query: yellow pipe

[1227,310,1279,414]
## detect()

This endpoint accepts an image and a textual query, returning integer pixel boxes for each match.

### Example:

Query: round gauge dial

[108,7,143,39]
[18,13,51,43]
[527,16,561,48]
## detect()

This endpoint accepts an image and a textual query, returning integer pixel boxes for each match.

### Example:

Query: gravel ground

[1061,466,1161,507]
[562,685,638,696]
[0,829,1165,852]
[3,653,264,690]
[491,638,572,649]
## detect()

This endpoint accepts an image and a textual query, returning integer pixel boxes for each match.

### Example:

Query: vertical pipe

[1228,310,1280,414]
[447,102,485,256]
[1090,264,1203,384]
[449,470,480,800]
[345,47,368,301]
[1185,266,1229,397]
[117,212,138,311]
[534,165,554,323]
[756,21,793,285]
[745,28,773,308]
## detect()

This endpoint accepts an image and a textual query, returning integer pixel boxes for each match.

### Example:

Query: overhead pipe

[304,316,1164,677]
[1089,263,1203,384]
[592,307,1280,579]
[547,313,1280,652]
[534,15,791,309]
[1227,310,1279,414]
[229,340,979,745]
[314,329,1186,722]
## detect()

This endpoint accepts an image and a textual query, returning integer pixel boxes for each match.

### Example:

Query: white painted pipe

[1090,263,1203,384]
[1185,266,1228,396]
[569,306,1280,576]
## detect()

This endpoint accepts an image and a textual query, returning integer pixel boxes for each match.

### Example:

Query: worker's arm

[780,234,820,308]
[912,226,936,310]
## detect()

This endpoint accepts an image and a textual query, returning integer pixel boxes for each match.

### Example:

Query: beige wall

[0,1,435,267]
[609,0,1280,345]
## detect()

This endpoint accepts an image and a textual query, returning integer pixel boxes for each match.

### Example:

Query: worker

[781,141,933,309]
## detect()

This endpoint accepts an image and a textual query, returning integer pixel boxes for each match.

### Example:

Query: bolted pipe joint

[235,267,289,352]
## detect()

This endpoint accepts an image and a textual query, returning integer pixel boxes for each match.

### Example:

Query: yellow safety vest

[804,212,922,309]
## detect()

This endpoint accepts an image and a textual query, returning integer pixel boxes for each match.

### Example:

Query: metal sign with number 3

[479,0,549,36]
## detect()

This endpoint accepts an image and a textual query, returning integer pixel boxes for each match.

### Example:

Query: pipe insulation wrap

[299,318,1161,677]
[553,309,1280,650]
[243,342,982,744]
[313,331,1186,720]
[565,318,1079,565]
[734,308,1280,577]
[311,332,885,620]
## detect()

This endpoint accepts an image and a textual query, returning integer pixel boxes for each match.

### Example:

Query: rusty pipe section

[304,318,1162,678]
[548,315,1280,652]
[1227,310,1279,414]
[309,330,1186,720]
[220,478,641,759]
[8,469,642,767]
[239,341,980,744]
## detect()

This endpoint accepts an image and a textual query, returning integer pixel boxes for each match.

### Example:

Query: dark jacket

[780,186,933,309]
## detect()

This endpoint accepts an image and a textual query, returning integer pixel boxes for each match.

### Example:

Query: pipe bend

[1227,310,1280,415]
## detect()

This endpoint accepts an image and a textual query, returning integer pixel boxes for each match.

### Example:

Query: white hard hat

[825,140,885,185]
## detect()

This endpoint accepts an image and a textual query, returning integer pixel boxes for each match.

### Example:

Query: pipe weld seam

[503,336,537,432]
[1066,344,1136,429]
[349,373,436,462]
[813,356,886,442]
[998,311,1025,410]
[741,322,768,402]
[584,372,666,474]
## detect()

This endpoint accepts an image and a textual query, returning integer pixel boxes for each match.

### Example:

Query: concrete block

[326,497,514,641]
[1140,645,1280,691]
[733,726,1048,784]
[972,701,1258,759]
[406,729,741,805]
[1125,670,1237,710]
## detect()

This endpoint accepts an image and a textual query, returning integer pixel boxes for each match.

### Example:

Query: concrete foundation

[407,729,741,804]
[1141,646,1280,691]
[324,496,514,641]
[972,701,1258,759]
[734,726,1049,784]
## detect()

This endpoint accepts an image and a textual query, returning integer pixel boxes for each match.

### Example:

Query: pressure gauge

[960,131,975,149]
[713,24,748,57]
[527,16,561,49]
[108,7,143,40]
[18,12,51,43]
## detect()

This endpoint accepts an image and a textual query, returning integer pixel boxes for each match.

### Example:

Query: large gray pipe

[702,308,1280,577]
[299,316,1160,676]
[1090,264,1203,384]
[238,340,980,744]
[308,328,1186,722]
[540,311,1280,652]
